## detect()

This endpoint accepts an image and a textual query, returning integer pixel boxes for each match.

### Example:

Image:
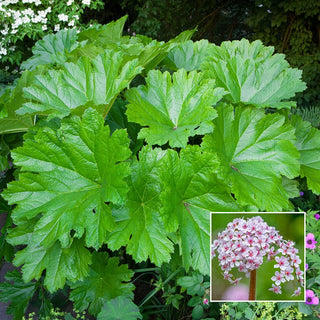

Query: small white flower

[42,25,47,31]
[68,20,75,27]
[32,16,41,23]
[0,47,7,55]
[54,24,60,32]
[1,27,8,35]
[58,13,69,22]
[82,0,90,5]
[22,8,34,16]
[67,0,74,5]
[21,16,31,24]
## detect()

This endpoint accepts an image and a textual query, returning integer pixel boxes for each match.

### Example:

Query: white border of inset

[210,212,306,302]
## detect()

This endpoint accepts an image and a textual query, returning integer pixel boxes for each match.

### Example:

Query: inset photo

[210,212,305,302]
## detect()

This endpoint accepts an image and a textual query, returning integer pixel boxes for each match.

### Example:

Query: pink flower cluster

[211,216,304,295]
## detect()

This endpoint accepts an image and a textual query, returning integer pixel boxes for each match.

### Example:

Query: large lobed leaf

[201,39,306,109]
[12,239,91,293]
[97,297,142,320]
[125,69,226,148]
[0,70,37,134]
[202,105,300,211]
[159,146,241,274]
[78,15,128,47]
[17,51,143,119]
[69,252,134,316]
[107,146,173,266]
[76,15,195,72]
[291,115,320,194]
[0,269,36,320]
[77,24,170,72]
[21,29,79,70]
[3,108,131,250]
[162,39,211,71]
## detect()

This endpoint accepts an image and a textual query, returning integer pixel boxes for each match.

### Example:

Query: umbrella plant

[0,15,319,319]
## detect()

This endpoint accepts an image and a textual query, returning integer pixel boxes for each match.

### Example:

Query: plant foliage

[0,269,36,320]
[97,296,142,320]
[0,15,318,319]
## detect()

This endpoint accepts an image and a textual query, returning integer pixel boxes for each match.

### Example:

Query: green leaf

[67,43,105,62]
[64,314,75,320]
[0,269,36,320]
[163,40,211,71]
[187,296,202,307]
[0,70,37,134]
[18,51,143,119]
[3,108,131,249]
[78,16,128,46]
[69,253,134,317]
[105,97,142,151]
[202,39,306,109]
[306,251,320,269]
[297,302,313,315]
[166,293,183,309]
[0,234,14,263]
[75,18,171,72]
[167,28,197,45]
[202,105,300,211]
[178,272,203,295]
[97,297,142,320]
[244,307,255,319]
[107,146,173,266]
[228,309,236,317]
[134,28,197,71]
[278,302,295,311]
[126,39,169,72]
[21,29,79,70]
[125,69,226,148]
[159,146,241,274]
[192,304,204,320]
[291,115,320,194]
[0,88,10,119]
[12,238,91,292]
[6,215,39,247]
[0,206,14,263]
[282,176,300,198]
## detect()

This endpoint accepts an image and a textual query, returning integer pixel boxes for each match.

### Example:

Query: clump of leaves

[0,15,319,319]
[177,271,210,319]
[220,302,307,320]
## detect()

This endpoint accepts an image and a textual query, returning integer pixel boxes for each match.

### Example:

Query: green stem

[138,267,184,307]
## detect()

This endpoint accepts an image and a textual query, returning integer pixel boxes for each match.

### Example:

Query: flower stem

[249,269,256,300]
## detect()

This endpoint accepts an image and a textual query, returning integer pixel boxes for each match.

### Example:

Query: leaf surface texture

[3,108,131,249]
[202,105,300,211]
[126,69,225,148]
